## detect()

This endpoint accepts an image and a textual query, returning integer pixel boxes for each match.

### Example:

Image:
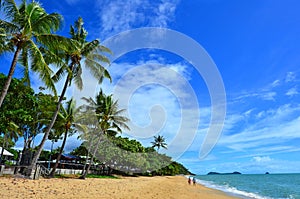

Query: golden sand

[0,176,238,199]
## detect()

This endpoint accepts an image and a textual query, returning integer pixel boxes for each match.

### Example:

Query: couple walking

[188,177,196,185]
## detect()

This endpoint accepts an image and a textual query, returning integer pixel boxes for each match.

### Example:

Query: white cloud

[286,87,299,97]
[285,71,296,82]
[260,91,276,101]
[244,109,254,117]
[256,111,265,119]
[95,0,180,37]
[233,72,299,103]
[252,156,272,163]
[218,104,300,154]
[271,79,280,87]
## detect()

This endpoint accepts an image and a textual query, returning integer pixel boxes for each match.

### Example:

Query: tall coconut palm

[0,0,64,107]
[79,90,130,179]
[151,135,167,152]
[28,17,111,176]
[49,98,83,177]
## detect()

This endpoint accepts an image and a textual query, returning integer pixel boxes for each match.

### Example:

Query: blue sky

[1,0,300,174]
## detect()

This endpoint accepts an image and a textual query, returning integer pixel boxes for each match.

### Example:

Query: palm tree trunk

[0,47,22,107]
[81,136,94,175]
[49,128,68,177]
[26,73,71,177]
[80,133,102,179]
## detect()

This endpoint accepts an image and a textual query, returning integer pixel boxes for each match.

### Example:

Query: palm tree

[49,98,82,177]
[28,17,111,175]
[0,121,20,163]
[0,0,63,107]
[151,135,167,152]
[79,90,130,179]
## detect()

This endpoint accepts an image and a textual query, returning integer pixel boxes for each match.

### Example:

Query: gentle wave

[194,178,272,199]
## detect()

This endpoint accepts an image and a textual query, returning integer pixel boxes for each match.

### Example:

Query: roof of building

[0,147,14,156]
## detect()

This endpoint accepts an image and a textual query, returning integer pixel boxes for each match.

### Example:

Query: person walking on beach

[192,177,196,186]
[188,177,192,185]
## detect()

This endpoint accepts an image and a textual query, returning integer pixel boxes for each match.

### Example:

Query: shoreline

[0,175,239,199]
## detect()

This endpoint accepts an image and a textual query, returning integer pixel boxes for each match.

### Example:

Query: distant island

[207,171,242,175]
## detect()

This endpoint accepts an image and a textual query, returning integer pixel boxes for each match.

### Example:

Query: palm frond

[32,12,63,33]
[86,53,110,65]
[81,40,99,56]
[35,34,72,52]
[85,58,112,83]
[0,20,19,34]
[18,48,30,86]
[28,39,57,96]
[73,66,83,90]
[98,45,112,54]
[0,0,20,20]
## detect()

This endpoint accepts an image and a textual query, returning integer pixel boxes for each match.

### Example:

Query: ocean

[194,173,300,199]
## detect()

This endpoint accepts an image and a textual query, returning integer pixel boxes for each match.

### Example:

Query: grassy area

[86,174,119,179]
[55,174,81,179]
[54,174,119,179]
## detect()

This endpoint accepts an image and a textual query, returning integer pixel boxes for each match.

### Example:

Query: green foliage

[0,136,14,148]
[0,74,36,126]
[4,160,14,166]
[38,149,55,161]
[0,73,36,149]
[86,174,118,179]
[91,135,191,176]
[55,174,81,179]
[70,143,88,156]
[0,0,64,96]
[54,174,118,179]
[6,148,18,160]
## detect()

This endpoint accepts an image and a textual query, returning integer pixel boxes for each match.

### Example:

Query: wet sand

[0,176,238,199]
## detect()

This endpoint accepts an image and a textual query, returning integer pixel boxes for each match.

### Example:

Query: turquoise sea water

[194,173,300,199]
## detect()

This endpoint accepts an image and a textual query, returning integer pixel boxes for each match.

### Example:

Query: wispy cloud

[94,0,180,37]
[218,104,300,155]
[286,87,299,97]
[232,71,299,103]
[252,156,272,163]
[260,91,276,101]
[285,71,297,82]
[270,79,280,87]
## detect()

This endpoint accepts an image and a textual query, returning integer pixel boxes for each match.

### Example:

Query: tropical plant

[28,17,111,175]
[0,122,19,163]
[0,73,36,163]
[49,98,83,177]
[151,135,167,152]
[0,0,64,107]
[79,90,130,179]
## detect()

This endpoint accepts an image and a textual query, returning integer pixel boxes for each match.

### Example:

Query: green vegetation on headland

[0,0,192,178]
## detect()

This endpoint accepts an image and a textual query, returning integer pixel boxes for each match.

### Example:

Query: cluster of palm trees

[0,0,117,177]
[0,0,171,178]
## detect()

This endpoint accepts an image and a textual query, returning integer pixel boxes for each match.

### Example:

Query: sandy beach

[0,176,238,199]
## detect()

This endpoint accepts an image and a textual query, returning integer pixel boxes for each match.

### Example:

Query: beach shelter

[0,147,14,163]
[0,147,14,157]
